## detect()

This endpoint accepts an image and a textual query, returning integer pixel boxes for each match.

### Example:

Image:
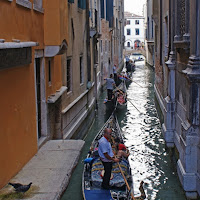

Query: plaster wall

[45,56,63,99]
[0,1,44,188]
[124,17,145,48]
[0,0,43,46]
[100,19,111,82]
[0,57,38,188]
[61,1,95,139]
[44,0,68,45]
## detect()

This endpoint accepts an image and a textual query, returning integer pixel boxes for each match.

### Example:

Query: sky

[124,0,146,16]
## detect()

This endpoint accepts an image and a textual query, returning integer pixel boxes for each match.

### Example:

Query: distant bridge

[124,48,146,57]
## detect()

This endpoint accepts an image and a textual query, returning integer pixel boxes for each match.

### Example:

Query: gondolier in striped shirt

[98,128,119,190]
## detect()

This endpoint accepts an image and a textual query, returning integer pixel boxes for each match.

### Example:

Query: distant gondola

[113,80,127,110]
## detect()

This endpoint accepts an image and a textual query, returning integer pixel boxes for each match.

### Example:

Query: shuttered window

[78,0,86,9]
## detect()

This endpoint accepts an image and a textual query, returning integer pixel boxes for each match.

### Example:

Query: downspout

[86,0,91,83]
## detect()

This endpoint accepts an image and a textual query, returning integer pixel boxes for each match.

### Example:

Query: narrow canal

[61,61,186,200]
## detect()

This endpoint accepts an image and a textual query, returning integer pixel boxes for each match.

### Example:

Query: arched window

[127,42,130,47]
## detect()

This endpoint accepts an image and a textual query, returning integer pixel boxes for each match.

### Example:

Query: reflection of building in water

[124,12,145,50]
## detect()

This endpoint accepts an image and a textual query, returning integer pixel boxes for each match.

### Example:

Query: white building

[124,12,145,50]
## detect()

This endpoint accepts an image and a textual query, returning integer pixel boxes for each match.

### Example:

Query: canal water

[61,61,186,200]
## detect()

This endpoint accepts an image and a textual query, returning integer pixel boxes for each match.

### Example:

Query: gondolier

[98,128,119,189]
[113,64,118,85]
[105,74,116,101]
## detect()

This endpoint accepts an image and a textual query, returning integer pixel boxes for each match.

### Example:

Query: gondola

[134,57,144,62]
[114,80,127,109]
[126,61,135,72]
[104,96,117,112]
[82,113,134,200]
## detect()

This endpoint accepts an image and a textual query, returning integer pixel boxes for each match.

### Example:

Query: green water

[61,61,186,200]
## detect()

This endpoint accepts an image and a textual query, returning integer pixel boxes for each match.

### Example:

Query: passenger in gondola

[118,72,128,81]
[117,92,125,104]
[98,128,119,190]
[104,74,116,101]
[113,137,130,159]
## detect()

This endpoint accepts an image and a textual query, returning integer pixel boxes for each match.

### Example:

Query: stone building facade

[61,0,96,140]
[153,0,200,198]
[99,0,124,87]
[145,0,155,67]
[113,0,124,70]
[124,12,145,50]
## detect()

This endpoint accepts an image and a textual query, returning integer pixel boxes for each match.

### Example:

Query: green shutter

[82,0,86,9]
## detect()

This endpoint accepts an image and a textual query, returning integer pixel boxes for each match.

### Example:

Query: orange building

[0,0,68,188]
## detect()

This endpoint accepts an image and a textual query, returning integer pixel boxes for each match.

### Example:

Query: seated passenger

[113,137,130,159]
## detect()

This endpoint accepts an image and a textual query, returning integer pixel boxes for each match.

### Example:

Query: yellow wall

[44,0,68,98]
[0,1,43,188]
[0,60,38,188]
[44,0,68,45]
[0,0,69,188]
[0,1,43,46]
[45,56,63,98]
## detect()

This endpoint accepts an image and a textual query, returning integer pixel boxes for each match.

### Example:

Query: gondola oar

[126,77,144,88]
[111,137,135,200]
[127,98,141,113]
[117,161,135,200]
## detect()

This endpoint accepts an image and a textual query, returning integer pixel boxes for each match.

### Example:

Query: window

[78,0,86,9]
[33,0,44,12]
[68,0,74,2]
[135,28,139,35]
[135,20,139,25]
[100,0,104,18]
[48,59,52,85]
[127,42,130,47]
[127,20,130,25]
[152,20,154,38]
[116,18,118,29]
[127,29,131,35]
[80,56,83,84]
[66,58,72,92]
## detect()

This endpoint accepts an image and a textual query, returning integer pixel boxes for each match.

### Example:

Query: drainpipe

[86,0,91,83]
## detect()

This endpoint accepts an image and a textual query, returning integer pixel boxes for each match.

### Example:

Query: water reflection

[117,61,186,199]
